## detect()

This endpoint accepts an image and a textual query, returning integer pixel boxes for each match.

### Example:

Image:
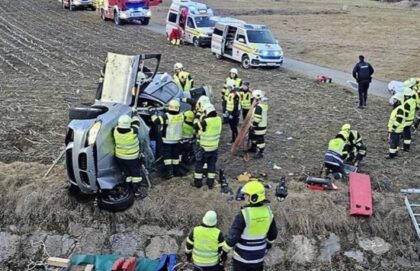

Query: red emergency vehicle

[99,0,152,25]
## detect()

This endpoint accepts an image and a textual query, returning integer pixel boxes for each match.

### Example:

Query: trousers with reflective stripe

[233,206,273,264]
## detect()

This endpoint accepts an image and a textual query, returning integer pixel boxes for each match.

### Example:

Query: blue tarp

[70,255,159,271]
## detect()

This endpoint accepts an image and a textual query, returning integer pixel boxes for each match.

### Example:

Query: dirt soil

[1,0,420,270]
[151,0,420,80]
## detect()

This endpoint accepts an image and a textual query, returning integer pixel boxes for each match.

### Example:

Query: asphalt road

[145,23,390,99]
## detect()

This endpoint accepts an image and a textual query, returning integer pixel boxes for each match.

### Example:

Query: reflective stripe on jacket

[403,97,416,126]
[388,105,405,133]
[240,91,252,109]
[187,226,222,267]
[252,103,268,135]
[174,71,192,92]
[113,129,140,160]
[199,116,222,151]
[163,113,184,143]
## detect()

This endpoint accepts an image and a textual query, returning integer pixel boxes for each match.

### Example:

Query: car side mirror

[238,37,245,43]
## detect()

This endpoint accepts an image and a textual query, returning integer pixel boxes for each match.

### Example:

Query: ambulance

[166,0,215,47]
[211,22,284,68]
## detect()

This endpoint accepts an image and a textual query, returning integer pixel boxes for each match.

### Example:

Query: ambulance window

[213,28,223,36]
[187,17,195,28]
[168,12,177,23]
[236,34,246,44]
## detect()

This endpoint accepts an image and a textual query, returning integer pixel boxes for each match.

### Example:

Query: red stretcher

[348,172,373,216]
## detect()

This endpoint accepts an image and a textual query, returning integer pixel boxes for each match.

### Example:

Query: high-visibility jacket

[252,103,268,135]
[186,226,224,267]
[328,137,346,156]
[113,123,140,160]
[403,97,417,126]
[153,113,184,144]
[223,77,242,99]
[199,116,222,151]
[388,105,405,133]
[226,91,241,113]
[174,71,192,92]
[232,206,273,264]
[183,121,195,139]
[240,91,252,110]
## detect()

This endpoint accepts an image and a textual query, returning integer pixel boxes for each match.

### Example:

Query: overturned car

[65,52,211,211]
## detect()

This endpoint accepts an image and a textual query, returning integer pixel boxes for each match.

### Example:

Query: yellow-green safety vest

[403,97,416,126]
[191,226,222,267]
[199,116,222,151]
[253,103,268,135]
[174,71,192,92]
[163,113,184,144]
[183,122,195,139]
[388,105,405,133]
[328,137,346,155]
[241,91,252,109]
[226,92,240,112]
[233,206,273,264]
[223,77,242,99]
[113,129,139,160]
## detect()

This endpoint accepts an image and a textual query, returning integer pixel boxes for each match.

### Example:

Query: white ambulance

[211,22,284,69]
[166,0,215,47]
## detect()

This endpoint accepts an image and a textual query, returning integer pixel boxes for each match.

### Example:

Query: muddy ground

[1,0,420,270]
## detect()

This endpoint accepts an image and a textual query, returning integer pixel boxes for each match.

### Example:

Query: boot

[191,177,202,188]
[403,144,410,152]
[206,178,214,189]
[247,144,257,153]
[385,153,397,159]
[173,166,185,177]
[134,182,148,199]
[254,150,264,159]
[163,165,174,179]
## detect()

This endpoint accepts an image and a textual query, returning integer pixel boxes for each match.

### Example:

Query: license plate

[132,12,142,17]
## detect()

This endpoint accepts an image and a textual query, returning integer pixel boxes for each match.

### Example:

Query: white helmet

[230,68,238,75]
[403,78,417,89]
[196,96,210,112]
[403,87,415,98]
[390,92,404,105]
[168,99,181,112]
[118,115,132,129]
[203,103,216,116]
[174,63,183,71]
[252,89,265,99]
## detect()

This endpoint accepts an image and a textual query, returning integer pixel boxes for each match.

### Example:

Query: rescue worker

[223,180,278,271]
[323,131,347,176]
[248,90,268,159]
[404,78,420,130]
[226,86,241,143]
[240,82,252,120]
[152,99,184,179]
[193,103,222,189]
[222,69,242,123]
[113,114,147,198]
[386,93,405,159]
[185,211,227,271]
[180,110,196,165]
[402,88,417,151]
[174,63,193,92]
[168,26,182,45]
[340,124,367,167]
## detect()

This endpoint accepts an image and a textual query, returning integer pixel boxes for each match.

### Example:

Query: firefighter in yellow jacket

[249,90,268,159]
[386,93,405,159]
[240,82,252,119]
[185,210,227,271]
[222,68,242,123]
[402,88,417,151]
[174,63,194,92]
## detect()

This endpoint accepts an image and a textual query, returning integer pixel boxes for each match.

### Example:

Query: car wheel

[69,106,107,120]
[215,53,222,60]
[241,55,251,69]
[90,5,96,11]
[98,184,135,212]
[141,18,150,25]
[101,9,107,21]
[62,0,66,9]
[193,38,200,48]
[69,1,75,11]
[114,11,122,25]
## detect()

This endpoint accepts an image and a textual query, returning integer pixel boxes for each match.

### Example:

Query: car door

[186,17,196,43]
[234,29,247,61]
[211,24,226,56]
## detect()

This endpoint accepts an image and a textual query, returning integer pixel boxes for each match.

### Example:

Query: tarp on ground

[70,254,159,271]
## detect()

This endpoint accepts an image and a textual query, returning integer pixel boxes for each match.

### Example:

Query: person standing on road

[113,114,147,198]
[185,210,227,271]
[352,55,374,108]
[223,180,278,271]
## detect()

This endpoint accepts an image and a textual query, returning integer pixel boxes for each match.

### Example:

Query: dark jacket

[352,61,374,82]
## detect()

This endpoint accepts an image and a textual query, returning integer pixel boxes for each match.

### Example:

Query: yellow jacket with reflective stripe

[223,77,242,99]
[199,116,222,151]
[403,97,416,126]
[252,103,268,135]
[388,105,405,133]
[240,91,252,109]
[226,91,241,112]
[163,113,184,143]
[113,129,140,160]
[328,137,346,156]
[183,121,195,139]
[188,226,222,267]
[174,71,192,92]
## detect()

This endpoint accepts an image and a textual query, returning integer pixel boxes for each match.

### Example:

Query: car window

[236,34,246,43]
[168,12,177,23]
[195,16,215,28]
[148,82,180,104]
[187,17,195,29]
[213,27,223,36]
[246,30,276,44]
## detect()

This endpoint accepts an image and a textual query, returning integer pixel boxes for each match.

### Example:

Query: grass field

[152,0,420,80]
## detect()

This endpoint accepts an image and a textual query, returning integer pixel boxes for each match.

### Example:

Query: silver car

[65,53,211,211]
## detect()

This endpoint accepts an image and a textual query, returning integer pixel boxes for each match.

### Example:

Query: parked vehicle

[166,0,215,47]
[66,52,211,211]
[211,21,284,69]
[99,0,152,25]
[61,0,96,11]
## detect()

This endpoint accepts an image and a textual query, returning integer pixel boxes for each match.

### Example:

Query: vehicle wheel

[193,38,200,48]
[114,12,122,25]
[141,18,150,25]
[214,53,222,60]
[62,0,66,9]
[241,55,251,69]
[98,184,135,212]
[69,106,107,120]
[101,9,107,21]
[90,5,96,11]
[69,1,75,11]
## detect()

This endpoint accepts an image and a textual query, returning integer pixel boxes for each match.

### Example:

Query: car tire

[241,55,251,69]
[69,1,75,11]
[114,11,122,25]
[141,18,150,25]
[215,53,222,60]
[62,0,66,9]
[90,5,96,11]
[193,38,200,48]
[101,9,107,21]
[98,184,135,212]
[69,107,106,120]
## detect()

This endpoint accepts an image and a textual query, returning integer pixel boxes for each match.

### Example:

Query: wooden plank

[47,257,70,268]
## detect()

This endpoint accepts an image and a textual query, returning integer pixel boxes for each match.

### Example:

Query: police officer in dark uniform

[352,55,374,108]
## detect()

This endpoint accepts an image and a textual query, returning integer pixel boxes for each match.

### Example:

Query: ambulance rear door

[211,22,227,56]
